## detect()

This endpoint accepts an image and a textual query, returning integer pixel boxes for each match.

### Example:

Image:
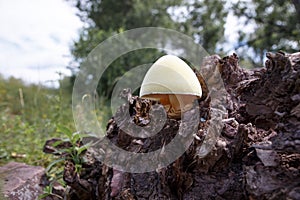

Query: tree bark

[44,51,300,200]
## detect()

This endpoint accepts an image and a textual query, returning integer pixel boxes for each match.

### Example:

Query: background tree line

[67,0,300,97]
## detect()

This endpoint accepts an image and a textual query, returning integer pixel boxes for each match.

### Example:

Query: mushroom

[140,55,202,118]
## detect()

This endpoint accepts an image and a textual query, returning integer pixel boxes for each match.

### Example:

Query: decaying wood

[44,51,300,200]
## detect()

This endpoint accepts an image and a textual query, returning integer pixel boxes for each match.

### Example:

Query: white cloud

[0,0,83,85]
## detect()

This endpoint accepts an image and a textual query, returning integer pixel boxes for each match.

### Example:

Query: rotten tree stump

[44,51,300,200]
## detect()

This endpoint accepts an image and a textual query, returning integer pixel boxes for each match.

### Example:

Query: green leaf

[56,124,72,139]
[75,163,82,173]
[71,154,81,165]
[45,158,65,174]
[38,193,50,199]
[75,142,92,155]
[52,140,64,147]
[71,132,82,144]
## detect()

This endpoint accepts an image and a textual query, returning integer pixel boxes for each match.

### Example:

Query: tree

[292,0,300,22]
[182,0,228,54]
[232,0,300,66]
[68,0,228,97]
[68,0,182,97]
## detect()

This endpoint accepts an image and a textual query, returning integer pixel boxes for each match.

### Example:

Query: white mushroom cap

[140,55,202,98]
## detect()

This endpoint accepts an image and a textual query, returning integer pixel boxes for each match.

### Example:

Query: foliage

[182,0,228,54]
[0,74,74,166]
[69,0,183,64]
[40,126,91,199]
[68,0,228,97]
[39,185,63,200]
[69,0,179,97]
[68,0,300,85]
[0,74,99,198]
[72,0,182,29]
[232,0,300,66]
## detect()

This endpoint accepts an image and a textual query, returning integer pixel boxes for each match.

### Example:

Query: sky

[0,0,83,87]
[0,0,247,87]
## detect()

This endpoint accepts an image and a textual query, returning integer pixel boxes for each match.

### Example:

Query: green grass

[0,75,75,167]
[0,74,112,199]
[0,73,112,169]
